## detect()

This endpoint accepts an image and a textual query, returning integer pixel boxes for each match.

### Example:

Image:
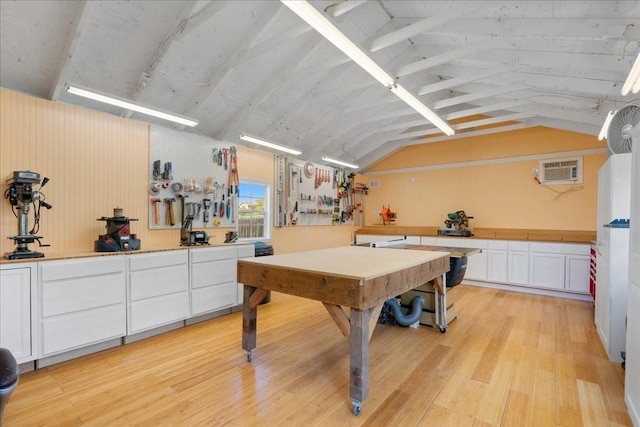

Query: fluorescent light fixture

[322,156,359,169]
[65,83,198,127]
[239,134,302,155]
[281,0,454,137]
[621,53,640,96]
[598,110,616,140]
[391,85,454,136]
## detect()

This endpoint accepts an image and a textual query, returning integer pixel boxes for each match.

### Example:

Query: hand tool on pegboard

[150,197,161,225]
[202,199,211,224]
[228,146,239,197]
[152,160,161,179]
[165,198,176,226]
[176,194,185,226]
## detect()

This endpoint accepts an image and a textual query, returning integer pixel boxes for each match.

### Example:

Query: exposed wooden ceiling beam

[382,112,533,142]
[418,18,639,40]
[127,1,206,102]
[418,66,510,95]
[215,33,323,141]
[181,2,282,118]
[433,86,527,109]
[397,37,503,77]
[368,7,479,52]
[326,0,368,18]
[49,1,91,101]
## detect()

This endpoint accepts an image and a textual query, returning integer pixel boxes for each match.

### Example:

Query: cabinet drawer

[41,304,125,356]
[420,236,438,245]
[191,247,236,263]
[508,241,529,251]
[128,292,188,334]
[129,250,188,271]
[41,273,126,317]
[191,282,238,315]
[488,240,508,250]
[529,242,589,256]
[40,256,125,282]
[192,258,236,289]
[129,264,188,301]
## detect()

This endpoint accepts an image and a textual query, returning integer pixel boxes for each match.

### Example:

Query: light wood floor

[5,285,631,426]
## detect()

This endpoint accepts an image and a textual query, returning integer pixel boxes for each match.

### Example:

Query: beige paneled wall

[0,89,355,255]
[1,89,150,254]
[364,127,607,231]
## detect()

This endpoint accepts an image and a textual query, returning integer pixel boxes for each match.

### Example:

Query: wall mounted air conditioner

[539,157,582,185]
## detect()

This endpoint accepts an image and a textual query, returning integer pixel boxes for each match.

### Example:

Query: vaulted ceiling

[2,1,638,169]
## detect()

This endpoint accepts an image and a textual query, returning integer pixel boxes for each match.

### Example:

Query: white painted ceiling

[2,1,639,169]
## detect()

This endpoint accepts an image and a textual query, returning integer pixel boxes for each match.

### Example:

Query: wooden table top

[238,246,449,309]
[238,246,445,280]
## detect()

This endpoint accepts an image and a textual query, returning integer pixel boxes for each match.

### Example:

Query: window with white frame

[238,180,271,240]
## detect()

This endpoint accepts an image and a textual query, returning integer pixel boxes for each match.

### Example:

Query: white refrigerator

[595,153,631,363]
[625,128,639,427]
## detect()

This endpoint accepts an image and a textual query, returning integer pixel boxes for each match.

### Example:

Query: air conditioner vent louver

[539,158,582,185]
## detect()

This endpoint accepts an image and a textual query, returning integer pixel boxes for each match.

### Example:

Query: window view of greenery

[238,182,268,239]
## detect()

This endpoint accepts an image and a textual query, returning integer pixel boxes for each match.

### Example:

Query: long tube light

[239,134,302,155]
[65,83,198,127]
[598,110,616,140]
[621,53,640,96]
[322,156,359,169]
[281,0,454,137]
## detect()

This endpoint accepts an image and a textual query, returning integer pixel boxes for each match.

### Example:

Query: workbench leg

[350,307,370,415]
[242,285,258,362]
[434,275,447,333]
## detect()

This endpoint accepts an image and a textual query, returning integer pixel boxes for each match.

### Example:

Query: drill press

[4,170,52,259]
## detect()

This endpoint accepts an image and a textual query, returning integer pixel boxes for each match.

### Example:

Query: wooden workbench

[237,246,449,415]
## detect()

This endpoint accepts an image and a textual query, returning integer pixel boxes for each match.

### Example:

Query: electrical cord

[544,184,584,200]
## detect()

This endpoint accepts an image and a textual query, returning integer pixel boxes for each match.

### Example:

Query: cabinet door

[530,253,565,290]
[625,282,640,424]
[565,255,590,294]
[487,250,508,283]
[465,251,488,281]
[0,267,32,362]
[508,251,529,286]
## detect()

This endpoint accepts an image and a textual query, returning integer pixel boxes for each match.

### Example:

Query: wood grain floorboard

[4,285,632,426]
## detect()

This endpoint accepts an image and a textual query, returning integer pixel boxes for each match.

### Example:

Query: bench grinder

[180,202,210,246]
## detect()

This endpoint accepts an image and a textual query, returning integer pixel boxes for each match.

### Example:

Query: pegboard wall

[149,126,239,230]
[274,155,360,227]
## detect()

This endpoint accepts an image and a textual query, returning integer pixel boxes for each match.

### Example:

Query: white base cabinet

[128,250,189,335]
[529,243,590,293]
[39,256,126,357]
[190,246,238,316]
[418,236,587,297]
[0,263,36,363]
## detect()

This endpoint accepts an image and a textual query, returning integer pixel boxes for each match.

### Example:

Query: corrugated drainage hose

[383,295,424,327]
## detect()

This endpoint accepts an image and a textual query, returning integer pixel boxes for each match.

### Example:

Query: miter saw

[438,210,474,237]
